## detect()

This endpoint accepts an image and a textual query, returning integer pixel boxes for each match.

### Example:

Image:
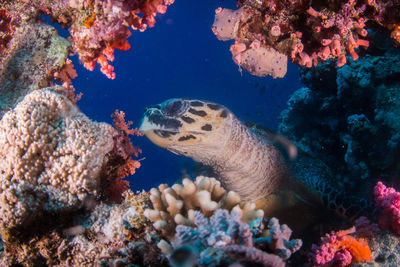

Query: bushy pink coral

[374,181,400,234]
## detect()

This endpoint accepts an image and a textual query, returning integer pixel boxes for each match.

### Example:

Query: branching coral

[213,0,400,78]
[158,209,301,267]
[144,176,265,238]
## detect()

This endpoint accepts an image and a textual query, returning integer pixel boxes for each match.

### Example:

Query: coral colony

[0,0,399,266]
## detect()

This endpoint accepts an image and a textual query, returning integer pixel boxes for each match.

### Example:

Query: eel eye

[162,99,188,117]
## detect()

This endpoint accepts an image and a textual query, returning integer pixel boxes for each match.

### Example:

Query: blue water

[66,1,302,191]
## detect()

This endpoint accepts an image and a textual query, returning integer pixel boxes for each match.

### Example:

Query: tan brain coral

[0,87,114,231]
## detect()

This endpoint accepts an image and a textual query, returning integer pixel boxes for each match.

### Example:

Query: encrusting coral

[144,176,265,238]
[0,87,114,234]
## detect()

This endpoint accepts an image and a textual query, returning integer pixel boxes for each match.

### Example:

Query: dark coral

[279,33,400,209]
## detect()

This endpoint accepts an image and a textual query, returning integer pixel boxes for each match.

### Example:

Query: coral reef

[0,87,114,234]
[14,0,174,79]
[212,0,400,77]
[0,190,165,266]
[1,0,174,79]
[55,190,155,266]
[278,37,400,207]
[144,176,265,238]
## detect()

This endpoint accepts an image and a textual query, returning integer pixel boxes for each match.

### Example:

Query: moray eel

[139,98,374,218]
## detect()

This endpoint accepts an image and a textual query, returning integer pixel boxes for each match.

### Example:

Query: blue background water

[59,1,302,191]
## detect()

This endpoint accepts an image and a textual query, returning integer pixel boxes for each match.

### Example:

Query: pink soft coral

[374,181,400,234]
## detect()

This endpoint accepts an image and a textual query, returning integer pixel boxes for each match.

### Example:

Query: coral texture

[144,176,264,238]
[212,0,399,77]
[0,87,114,232]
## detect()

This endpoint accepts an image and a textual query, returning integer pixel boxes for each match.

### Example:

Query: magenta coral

[374,181,400,235]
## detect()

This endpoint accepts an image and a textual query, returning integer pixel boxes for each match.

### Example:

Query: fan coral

[374,181,400,235]
[0,87,114,234]
[144,176,264,238]
[310,226,372,267]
